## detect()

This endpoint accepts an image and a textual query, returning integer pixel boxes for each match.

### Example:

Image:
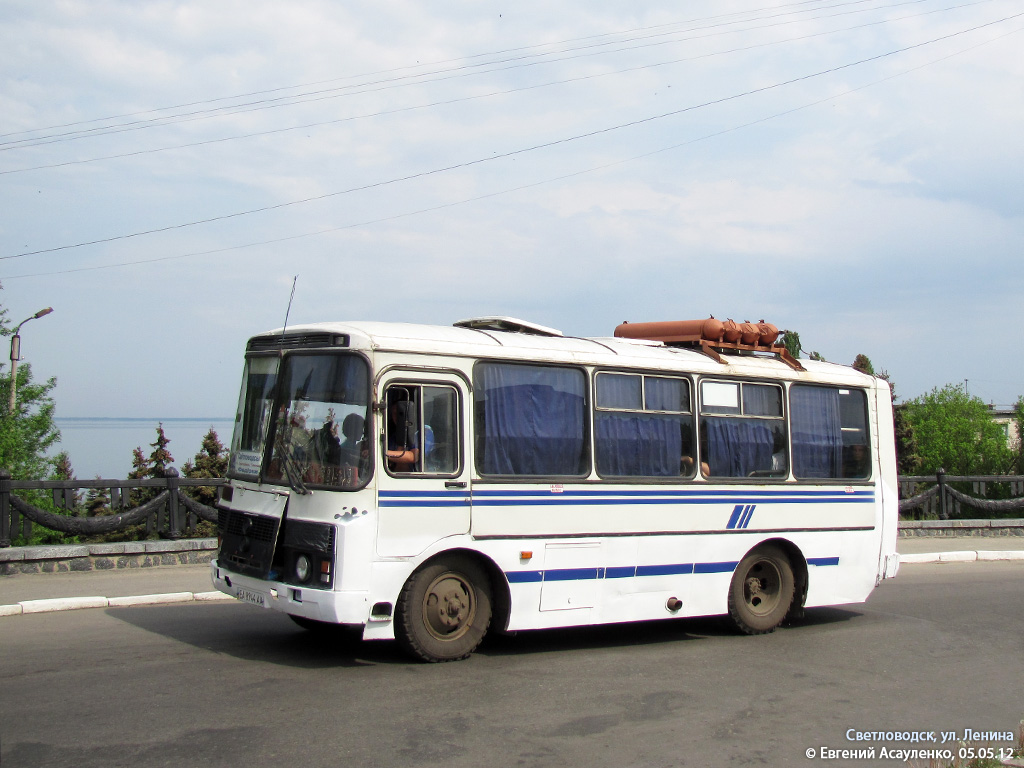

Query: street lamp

[7,307,53,414]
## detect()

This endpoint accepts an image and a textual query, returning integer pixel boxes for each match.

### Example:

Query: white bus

[211,316,900,662]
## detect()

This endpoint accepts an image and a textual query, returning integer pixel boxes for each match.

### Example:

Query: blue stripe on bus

[506,570,544,583]
[807,557,841,566]
[380,497,871,509]
[694,561,740,574]
[470,489,874,498]
[605,566,636,579]
[469,496,872,507]
[376,493,872,512]
[504,554,840,584]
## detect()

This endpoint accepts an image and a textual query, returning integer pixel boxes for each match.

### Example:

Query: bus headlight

[295,554,313,583]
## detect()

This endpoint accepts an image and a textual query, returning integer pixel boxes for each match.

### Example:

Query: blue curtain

[478,364,586,475]
[791,386,843,478]
[743,383,781,416]
[596,374,641,410]
[704,418,774,477]
[596,413,683,476]
[645,377,689,412]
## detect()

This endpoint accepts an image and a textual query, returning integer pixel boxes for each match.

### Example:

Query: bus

[211,316,900,662]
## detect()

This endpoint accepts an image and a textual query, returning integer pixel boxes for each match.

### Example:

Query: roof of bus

[254,320,881,389]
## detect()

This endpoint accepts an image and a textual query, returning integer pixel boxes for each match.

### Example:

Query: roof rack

[614,317,805,371]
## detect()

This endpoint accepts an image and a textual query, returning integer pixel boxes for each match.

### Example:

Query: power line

[0,0,985,176]
[4,22,1019,282]
[4,11,1020,266]
[0,0,857,142]
[0,0,953,151]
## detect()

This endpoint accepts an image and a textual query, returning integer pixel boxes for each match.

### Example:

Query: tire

[727,545,795,635]
[395,556,492,662]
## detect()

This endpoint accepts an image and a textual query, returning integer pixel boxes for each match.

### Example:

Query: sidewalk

[2,537,1023,618]
[0,563,230,617]
[897,535,1024,562]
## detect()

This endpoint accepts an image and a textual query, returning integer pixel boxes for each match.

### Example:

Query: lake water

[52,417,236,480]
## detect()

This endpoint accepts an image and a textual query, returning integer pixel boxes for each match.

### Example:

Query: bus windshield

[230,353,371,490]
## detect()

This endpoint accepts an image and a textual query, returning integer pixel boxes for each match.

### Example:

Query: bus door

[376,372,471,557]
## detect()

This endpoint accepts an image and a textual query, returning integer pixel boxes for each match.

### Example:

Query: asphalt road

[2,562,1022,768]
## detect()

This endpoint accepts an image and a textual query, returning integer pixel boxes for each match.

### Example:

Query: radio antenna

[280,275,298,339]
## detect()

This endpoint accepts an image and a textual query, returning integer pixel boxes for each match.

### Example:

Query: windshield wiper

[274,422,310,495]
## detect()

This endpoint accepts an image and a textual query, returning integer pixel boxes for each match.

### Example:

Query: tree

[852,354,875,375]
[183,428,229,537]
[779,329,824,361]
[852,355,919,474]
[182,428,229,507]
[127,445,152,507]
[148,422,174,478]
[0,286,62,480]
[85,481,111,518]
[903,384,1013,475]
[52,450,83,511]
[780,330,802,360]
[1013,397,1024,474]
[126,424,175,507]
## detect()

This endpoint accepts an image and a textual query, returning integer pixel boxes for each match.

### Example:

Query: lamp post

[7,307,53,414]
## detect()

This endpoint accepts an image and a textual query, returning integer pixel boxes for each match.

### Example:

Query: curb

[0,590,235,617]
[899,550,1024,564]
[4,550,1023,617]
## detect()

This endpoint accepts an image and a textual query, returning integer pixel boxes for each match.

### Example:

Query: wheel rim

[421,572,476,642]
[742,558,784,618]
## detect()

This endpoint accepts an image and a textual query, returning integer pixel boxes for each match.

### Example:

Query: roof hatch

[454,316,563,337]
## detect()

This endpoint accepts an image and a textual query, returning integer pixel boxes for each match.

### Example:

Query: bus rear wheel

[728,545,795,635]
[396,556,492,662]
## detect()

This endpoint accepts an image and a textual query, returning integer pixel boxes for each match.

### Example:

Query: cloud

[1,0,1022,426]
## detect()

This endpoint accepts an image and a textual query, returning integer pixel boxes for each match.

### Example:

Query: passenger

[386,400,419,470]
[339,413,365,465]
[317,411,342,466]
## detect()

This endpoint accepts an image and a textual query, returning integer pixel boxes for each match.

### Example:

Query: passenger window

[791,385,870,479]
[474,362,588,477]
[700,381,787,478]
[595,372,695,478]
[384,384,460,475]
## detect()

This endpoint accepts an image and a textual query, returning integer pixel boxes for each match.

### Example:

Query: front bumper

[211,558,371,625]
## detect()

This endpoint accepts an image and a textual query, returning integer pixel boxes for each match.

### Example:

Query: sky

[1,0,1022,428]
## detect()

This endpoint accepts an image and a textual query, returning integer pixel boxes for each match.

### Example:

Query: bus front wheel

[396,556,492,662]
[728,545,795,634]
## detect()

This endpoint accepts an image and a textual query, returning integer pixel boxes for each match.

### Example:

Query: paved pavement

[1,537,1022,615]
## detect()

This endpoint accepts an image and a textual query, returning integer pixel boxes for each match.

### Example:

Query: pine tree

[86,480,111,517]
[852,354,875,375]
[52,450,82,512]
[183,428,229,537]
[183,428,229,507]
[148,422,174,478]
[127,445,152,506]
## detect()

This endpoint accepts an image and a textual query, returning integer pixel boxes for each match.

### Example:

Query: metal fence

[4,467,1024,547]
[0,468,225,547]
[898,471,1024,519]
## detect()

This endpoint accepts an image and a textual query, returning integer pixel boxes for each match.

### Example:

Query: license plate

[237,588,266,608]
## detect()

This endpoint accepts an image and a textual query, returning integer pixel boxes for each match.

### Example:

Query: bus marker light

[520,551,533,561]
